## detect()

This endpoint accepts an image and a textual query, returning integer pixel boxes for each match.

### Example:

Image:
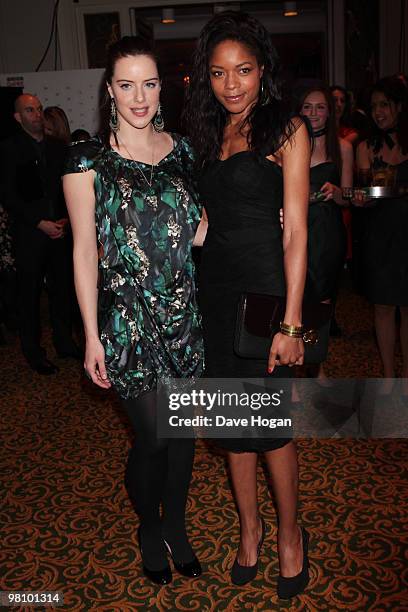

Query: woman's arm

[63,172,111,389]
[343,130,359,146]
[340,139,354,189]
[268,121,310,372]
[356,140,371,170]
[193,208,208,247]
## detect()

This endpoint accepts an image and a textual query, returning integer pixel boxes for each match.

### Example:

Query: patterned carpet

[1,278,407,611]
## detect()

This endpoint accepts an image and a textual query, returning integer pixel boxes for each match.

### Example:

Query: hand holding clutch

[268,333,304,373]
[234,293,332,365]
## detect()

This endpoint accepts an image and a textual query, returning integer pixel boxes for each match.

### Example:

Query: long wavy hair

[99,36,160,146]
[330,85,353,128]
[369,76,408,155]
[184,11,296,166]
[296,86,341,170]
[44,106,71,144]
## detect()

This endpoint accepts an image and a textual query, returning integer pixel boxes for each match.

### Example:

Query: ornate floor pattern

[1,281,407,611]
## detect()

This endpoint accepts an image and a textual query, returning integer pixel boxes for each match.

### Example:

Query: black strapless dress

[362,159,408,305]
[306,162,346,302]
[198,151,291,453]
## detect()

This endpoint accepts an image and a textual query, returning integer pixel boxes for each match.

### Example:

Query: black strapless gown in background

[306,162,346,302]
[362,159,408,305]
[198,152,291,453]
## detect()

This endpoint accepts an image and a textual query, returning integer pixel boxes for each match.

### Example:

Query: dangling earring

[109,97,119,132]
[153,102,164,132]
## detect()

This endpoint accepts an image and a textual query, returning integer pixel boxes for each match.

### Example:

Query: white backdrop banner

[0,69,105,135]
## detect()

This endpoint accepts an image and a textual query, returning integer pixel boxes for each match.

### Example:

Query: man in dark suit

[0,93,80,374]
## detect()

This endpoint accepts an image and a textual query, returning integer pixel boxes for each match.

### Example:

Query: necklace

[313,127,327,138]
[117,135,155,188]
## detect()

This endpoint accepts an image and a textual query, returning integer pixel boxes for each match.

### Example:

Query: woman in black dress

[186,12,310,599]
[355,77,408,393]
[296,86,352,380]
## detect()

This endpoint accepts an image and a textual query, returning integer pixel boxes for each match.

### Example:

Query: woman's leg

[228,452,262,565]
[374,304,397,377]
[264,441,303,577]
[161,437,196,562]
[400,306,408,394]
[122,391,169,570]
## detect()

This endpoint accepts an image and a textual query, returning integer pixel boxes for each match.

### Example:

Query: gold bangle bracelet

[280,328,303,338]
[280,322,304,334]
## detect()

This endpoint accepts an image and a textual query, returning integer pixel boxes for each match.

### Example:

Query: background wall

[379,0,408,77]
[0,69,104,134]
[0,0,328,72]
[0,0,329,133]
[0,0,406,89]
[0,0,62,73]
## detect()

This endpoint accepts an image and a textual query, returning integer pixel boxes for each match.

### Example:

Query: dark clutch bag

[234,293,333,365]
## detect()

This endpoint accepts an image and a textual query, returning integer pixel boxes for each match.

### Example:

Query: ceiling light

[284,1,298,17]
[161,8,175,24]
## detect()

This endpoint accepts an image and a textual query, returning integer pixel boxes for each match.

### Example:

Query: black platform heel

[164,540,202,578]
[277,527,310,599]
[231,517,266,586]
[138,527,172,585]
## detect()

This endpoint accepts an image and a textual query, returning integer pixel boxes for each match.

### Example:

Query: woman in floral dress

[63,37,205,586]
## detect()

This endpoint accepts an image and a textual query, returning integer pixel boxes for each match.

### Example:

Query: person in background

[0,94,80,374]
[44,106,71,145]
[331,85,359,146]
[347,86,373,293]
[296,86,352,380]
[330,84,356,317]
[44,107,82,333]
[355,76,408,395]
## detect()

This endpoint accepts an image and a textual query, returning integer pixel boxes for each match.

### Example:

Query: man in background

[0,93,80,374]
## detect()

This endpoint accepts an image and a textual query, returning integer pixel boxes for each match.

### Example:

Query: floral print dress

[64,135,204,399]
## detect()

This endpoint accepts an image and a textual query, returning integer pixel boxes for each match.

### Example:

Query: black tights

[122,391,195,569]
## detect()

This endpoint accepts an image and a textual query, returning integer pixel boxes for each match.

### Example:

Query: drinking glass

[372,164,396,187]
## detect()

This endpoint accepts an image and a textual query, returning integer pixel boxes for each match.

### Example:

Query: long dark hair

[330,84,353,127]
[296,86,341,170]
[99,36,160,146]
[44,106,71,144]
[369,76,408,155]
[184,11,296,166]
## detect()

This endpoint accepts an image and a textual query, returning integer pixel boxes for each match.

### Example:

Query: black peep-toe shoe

[138,527,172,586]
[277,527,310,599]
[164,540,202,578]
[231,517,266,586]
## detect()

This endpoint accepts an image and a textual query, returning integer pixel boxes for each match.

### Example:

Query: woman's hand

[84,337,111,389]
[352,189,369,207]
[268,332,304,373]
[321,182,344,204]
